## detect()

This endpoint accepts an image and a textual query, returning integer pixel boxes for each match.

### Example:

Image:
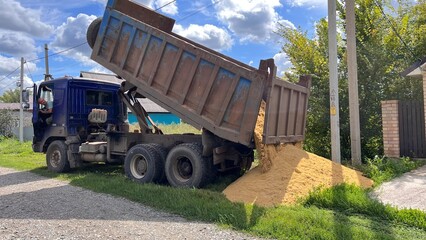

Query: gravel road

[0,167,261,240]
[371,164,426,212]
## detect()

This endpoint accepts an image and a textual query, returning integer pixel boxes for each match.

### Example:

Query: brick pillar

[381,100,400,157]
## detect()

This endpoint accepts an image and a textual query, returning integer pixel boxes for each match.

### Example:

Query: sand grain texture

[223,102,373,207]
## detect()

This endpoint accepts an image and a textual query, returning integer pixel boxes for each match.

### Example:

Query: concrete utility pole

[19,57,24,143]
[346,0,362,165]
[328,0,341,163]
[44,44,52,81]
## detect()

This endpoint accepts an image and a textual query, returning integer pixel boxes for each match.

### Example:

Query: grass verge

[1,137,426,239]
[360,155,426,186]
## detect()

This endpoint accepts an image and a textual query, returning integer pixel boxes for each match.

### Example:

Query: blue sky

[0,0,327,95]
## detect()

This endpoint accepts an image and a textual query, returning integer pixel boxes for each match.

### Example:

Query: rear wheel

[87,17,102,49]
[46,140,70,173]
[148,143,168,183]
[165,143,211,188]
[124,144,163,184]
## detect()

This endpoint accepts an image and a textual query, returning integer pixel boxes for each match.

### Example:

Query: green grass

[304,184,426,230]
[1,137,426,239]
[360,156,426,186]
[129,123,200,134]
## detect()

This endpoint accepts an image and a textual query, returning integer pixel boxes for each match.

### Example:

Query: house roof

[401,56,426,78]
[138,98,168,113]
[0,92,33,110]
[0,102,33,111]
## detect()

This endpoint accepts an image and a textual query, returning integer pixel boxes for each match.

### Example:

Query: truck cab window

[39,86,53,109]
[38,85,53,124]
[86,90,113,106]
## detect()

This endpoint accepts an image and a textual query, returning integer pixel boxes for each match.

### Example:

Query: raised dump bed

[89,0,310,146]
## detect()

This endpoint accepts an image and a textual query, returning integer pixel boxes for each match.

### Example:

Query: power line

[25,62,34,81]
[0,41,88,84]
[177,0,222,22]
[155,0,176,11]
[27,41,88,62]
[0,66,20,83]
[373,0,417,60]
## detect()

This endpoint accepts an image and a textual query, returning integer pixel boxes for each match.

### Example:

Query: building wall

[10,110,33,127]
[128,112,180,125]
[381,100,400,157]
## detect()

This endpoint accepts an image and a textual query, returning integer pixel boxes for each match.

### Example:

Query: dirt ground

[0,167,262,240]
[371,164,426,212]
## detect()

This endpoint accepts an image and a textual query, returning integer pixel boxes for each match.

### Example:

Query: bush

[0,109,14,137]
[361,156,424,186]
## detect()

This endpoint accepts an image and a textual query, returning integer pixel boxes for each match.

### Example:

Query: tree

[0,89,20,103]
[277,0,425,160]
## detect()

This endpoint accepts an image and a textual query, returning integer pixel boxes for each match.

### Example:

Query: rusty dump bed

[91,0,311,146]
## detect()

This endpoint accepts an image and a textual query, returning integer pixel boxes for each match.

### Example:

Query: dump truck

[31,0,311,188]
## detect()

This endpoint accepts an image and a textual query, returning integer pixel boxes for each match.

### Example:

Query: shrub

[361,156,424,185]
[0,109,14,137]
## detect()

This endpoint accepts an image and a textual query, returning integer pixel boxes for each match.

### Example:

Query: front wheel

[165,143,211,188]
[46,140,70,173]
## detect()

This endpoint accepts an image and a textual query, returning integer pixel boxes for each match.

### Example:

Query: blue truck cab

[32,77,128,171]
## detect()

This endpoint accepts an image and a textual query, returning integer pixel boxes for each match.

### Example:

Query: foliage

[0,109,15,137]
[361,156,425,185]
[0,89,20,103]
[1,139,426,239]
[277,0,425,160]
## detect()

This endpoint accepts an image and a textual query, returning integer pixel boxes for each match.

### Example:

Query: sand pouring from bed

[222,102,373,207]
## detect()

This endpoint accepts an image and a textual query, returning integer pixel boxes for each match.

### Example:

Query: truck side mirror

[22,102,30,109]
[22,89,30,103]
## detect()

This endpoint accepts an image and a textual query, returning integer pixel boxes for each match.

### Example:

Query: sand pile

[223,102,373,207]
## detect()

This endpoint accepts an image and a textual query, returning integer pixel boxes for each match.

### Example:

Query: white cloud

[173,24,233,51]
[273,52,292,77]
[89,66,113,74]
[286,0,327,8]
[0,55,38,94]
[154,0,178,15]
[0,0,54,37]
[214,0,294,42]
[51,13,97,66]
[0,31,38,59]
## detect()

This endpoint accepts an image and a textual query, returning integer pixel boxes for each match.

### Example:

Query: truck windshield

[86,90,113,106]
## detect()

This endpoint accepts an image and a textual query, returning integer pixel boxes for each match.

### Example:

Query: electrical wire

[0,41,88,85]
[25,62,34,81]
[373,0,417,60]
[0,66,20,83]
[155,0,176,11]
[26,41,88,63]
[177,0,222,22]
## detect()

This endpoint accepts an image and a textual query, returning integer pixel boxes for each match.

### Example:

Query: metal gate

[398,101,426,158]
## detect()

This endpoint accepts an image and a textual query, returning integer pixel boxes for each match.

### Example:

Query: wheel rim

[174,156,193,182]
[130,154,148,179]
[49,149,61,168]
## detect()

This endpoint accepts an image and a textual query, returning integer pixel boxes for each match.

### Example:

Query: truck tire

[87,17,102,49]
[165,143,211,188]
[124,144,163,184]
[46,140,71,173]
[148,143,168,183]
